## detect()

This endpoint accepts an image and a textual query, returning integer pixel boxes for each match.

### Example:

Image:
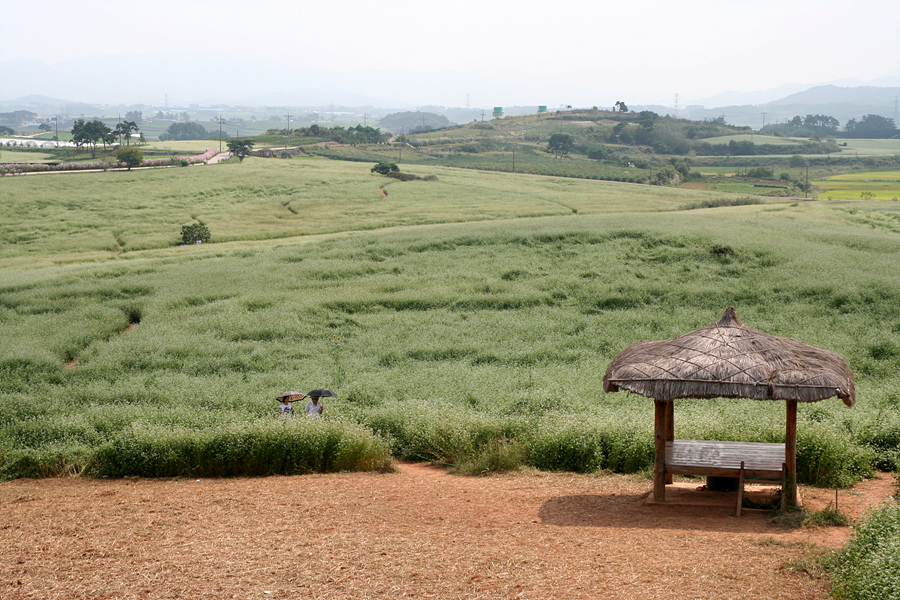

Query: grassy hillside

[1,158,898,481]
[0,157,732,268]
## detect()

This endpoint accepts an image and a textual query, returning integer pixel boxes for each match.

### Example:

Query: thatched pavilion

[603,307,855,509]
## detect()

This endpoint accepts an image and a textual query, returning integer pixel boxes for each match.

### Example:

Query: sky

[2,0,899,108]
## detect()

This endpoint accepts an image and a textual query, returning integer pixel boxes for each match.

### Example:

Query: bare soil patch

[1,465,894,600]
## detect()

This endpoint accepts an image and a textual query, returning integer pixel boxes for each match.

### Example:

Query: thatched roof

[603,307,855,406]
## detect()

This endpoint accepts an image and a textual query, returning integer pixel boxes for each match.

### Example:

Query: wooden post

[654,399,667,502]
[785,400,798,507]
[736,461,745,517]
[665,399,674,484]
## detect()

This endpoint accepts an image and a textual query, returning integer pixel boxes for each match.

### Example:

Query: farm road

[1,464,894,599]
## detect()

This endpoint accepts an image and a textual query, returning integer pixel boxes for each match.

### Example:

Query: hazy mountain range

[2,52,898,128]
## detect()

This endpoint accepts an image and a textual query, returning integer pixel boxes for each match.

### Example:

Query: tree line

[762,113,897,138]
[265,124,388,145]
[70,119,141,157]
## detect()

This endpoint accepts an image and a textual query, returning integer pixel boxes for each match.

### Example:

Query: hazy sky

[2,0,899,107]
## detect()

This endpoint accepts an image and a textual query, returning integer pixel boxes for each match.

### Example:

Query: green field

[140,140,224,154]
[1,157,898,485]
[814,170,900,201]
[0,150,55,164]
[700,134,807,146]
[0,158,716,269]
[838,139,900,156]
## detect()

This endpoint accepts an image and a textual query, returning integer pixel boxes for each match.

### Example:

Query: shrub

[115,146,144,170]
[453,439,525,475]
[796,423,874,487]
[362,402,524,466]
[829,500,900,600]
[371,162,399,175]
[85,419,392,477]
[181,222,211,245]
[0,446,92,479]
[386,171,421,181]
[746,167,774,179]
[526,419,604,473]
[679,196,763,210]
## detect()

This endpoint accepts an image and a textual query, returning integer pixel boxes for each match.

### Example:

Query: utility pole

[805,165,809,199]
[285,109,291,149]
[218,114,222,152]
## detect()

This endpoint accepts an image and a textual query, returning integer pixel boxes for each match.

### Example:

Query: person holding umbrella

[277,391,305,417]
[304,389,336,418]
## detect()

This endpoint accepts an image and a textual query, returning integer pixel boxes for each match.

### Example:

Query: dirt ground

[1,464,895,600]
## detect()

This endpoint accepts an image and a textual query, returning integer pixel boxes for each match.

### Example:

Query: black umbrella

[306,389,337,398]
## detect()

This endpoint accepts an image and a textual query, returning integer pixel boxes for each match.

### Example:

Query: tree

[181,222,211,244]
[614,101,629,113]
[115,120,139,145]
[226,139,255,161]
[547,133,574,157]
[159,122,209,141]
[652,164,681,186]
[802,114,840,132]
[380,111,450,134]
[39,122,52,132]
[845,114,897,137]
[116,146,144,170]
[0,125,14,136]
[71,119,113,158]
[371,162,399,175]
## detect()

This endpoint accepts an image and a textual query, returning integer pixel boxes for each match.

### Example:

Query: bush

[829,500,900,600]
[86,420,392,477]
[362,402,524,466]
[796,423,874,487]
[746,167,774,179]
[452,438,525,475]
[679,196,763,210]
[181,222,211,245]
[371,162,399,175]
[0,446,92,479]
[386,171,421,181]
[526,420,604,473]
[115,146,144,170]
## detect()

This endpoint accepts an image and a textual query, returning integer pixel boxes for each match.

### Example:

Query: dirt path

[0,466,894,600]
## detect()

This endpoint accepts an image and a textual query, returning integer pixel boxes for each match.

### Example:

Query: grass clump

[85,419,391,478]
[452,438,525,475]
[797,423,874,488]
[679,196,763,210]
[525,418,605,473]
[769,504,850,529]
[829,500,900,600]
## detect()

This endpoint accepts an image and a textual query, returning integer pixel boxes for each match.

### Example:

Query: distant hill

[2,53,897,130]
[634,84,899,129]
[0,94,70,107]
[769,84,900,106]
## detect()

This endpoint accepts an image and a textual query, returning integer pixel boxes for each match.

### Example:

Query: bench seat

[666,440,785,481]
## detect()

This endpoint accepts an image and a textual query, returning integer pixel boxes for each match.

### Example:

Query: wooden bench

[665,440,786,516]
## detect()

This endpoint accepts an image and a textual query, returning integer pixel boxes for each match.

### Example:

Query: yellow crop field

[813,170,900,200]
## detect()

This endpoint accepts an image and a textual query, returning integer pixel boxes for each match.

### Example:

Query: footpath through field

[0,465,894,599]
